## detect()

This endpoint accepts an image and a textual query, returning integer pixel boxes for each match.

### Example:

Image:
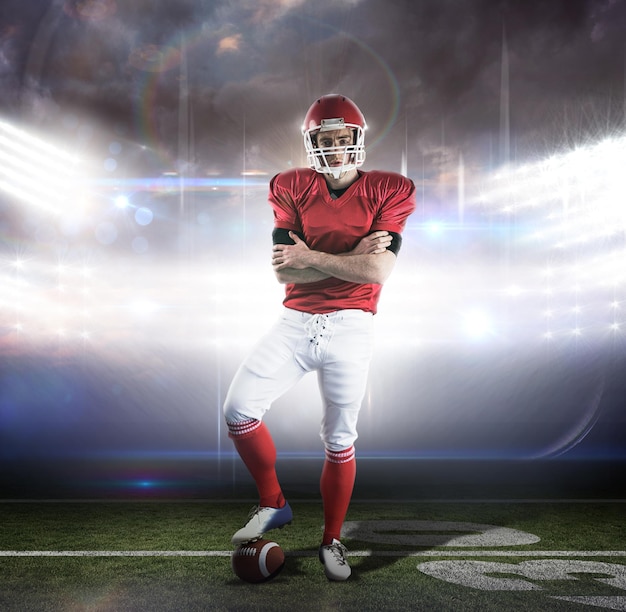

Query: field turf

[1,500,625,611]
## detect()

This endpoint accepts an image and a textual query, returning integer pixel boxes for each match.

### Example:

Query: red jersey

[269,168,416,314]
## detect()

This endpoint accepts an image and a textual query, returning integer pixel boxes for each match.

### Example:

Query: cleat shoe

[231,502,293,545]
[319,538,351,581]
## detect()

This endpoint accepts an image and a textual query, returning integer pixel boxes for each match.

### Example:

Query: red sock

[228,419,284,508]
[320,446,356,545]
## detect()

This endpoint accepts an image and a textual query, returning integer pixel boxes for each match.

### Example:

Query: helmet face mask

[302,95,366,180]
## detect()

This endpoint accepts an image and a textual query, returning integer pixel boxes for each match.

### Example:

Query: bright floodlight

[114,195,130,209]
[464,310,493,339]
[127,299,161,317]
[0,119,83,215]
[476,135,626,252]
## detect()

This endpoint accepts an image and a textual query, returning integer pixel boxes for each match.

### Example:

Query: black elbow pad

[387,232,403,255]
[272,228,304,245]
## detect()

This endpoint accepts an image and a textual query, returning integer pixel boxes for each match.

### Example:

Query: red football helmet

[302,94,367,179]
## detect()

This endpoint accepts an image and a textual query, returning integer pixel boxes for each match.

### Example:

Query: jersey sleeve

[369,174,416,234]
[268,172,303,233]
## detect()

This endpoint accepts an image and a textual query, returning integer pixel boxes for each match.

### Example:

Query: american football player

[223,94,416,581]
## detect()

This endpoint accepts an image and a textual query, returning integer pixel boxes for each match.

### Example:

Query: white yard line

[0,499,625,503]
[1,550,626,558]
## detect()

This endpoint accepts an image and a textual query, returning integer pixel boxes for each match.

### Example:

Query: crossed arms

[271,230,396,285]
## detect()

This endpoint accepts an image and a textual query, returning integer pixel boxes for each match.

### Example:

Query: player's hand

[351,230,391,255]
[272,232,312,270]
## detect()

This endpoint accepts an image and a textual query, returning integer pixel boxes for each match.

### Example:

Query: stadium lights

[1,126,625,349]
[476,135,626,241]
[462,132,626,342]
[463,310,493,340]
[1,251,624,347]
[114,195,130,209]
[0,119,85,215]
[127,299,161,317]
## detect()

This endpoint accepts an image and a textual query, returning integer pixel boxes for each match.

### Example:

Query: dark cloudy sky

[1,0,625,180]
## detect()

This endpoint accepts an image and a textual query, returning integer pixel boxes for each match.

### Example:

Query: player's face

[315,128,355,168]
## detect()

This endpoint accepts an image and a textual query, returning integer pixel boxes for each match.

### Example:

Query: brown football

[231,539,285,583]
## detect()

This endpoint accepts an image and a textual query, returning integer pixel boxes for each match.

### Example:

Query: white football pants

[223,307,374,451]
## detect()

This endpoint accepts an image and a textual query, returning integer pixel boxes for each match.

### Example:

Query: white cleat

[231,502,293,545]
[319,538,351,581]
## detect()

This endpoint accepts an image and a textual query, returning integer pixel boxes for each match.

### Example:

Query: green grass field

[1,500,625,611]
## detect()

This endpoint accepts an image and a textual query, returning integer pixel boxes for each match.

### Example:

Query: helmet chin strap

[318,161,353,180]
[318,148,356,180]
[328,166,345,180]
